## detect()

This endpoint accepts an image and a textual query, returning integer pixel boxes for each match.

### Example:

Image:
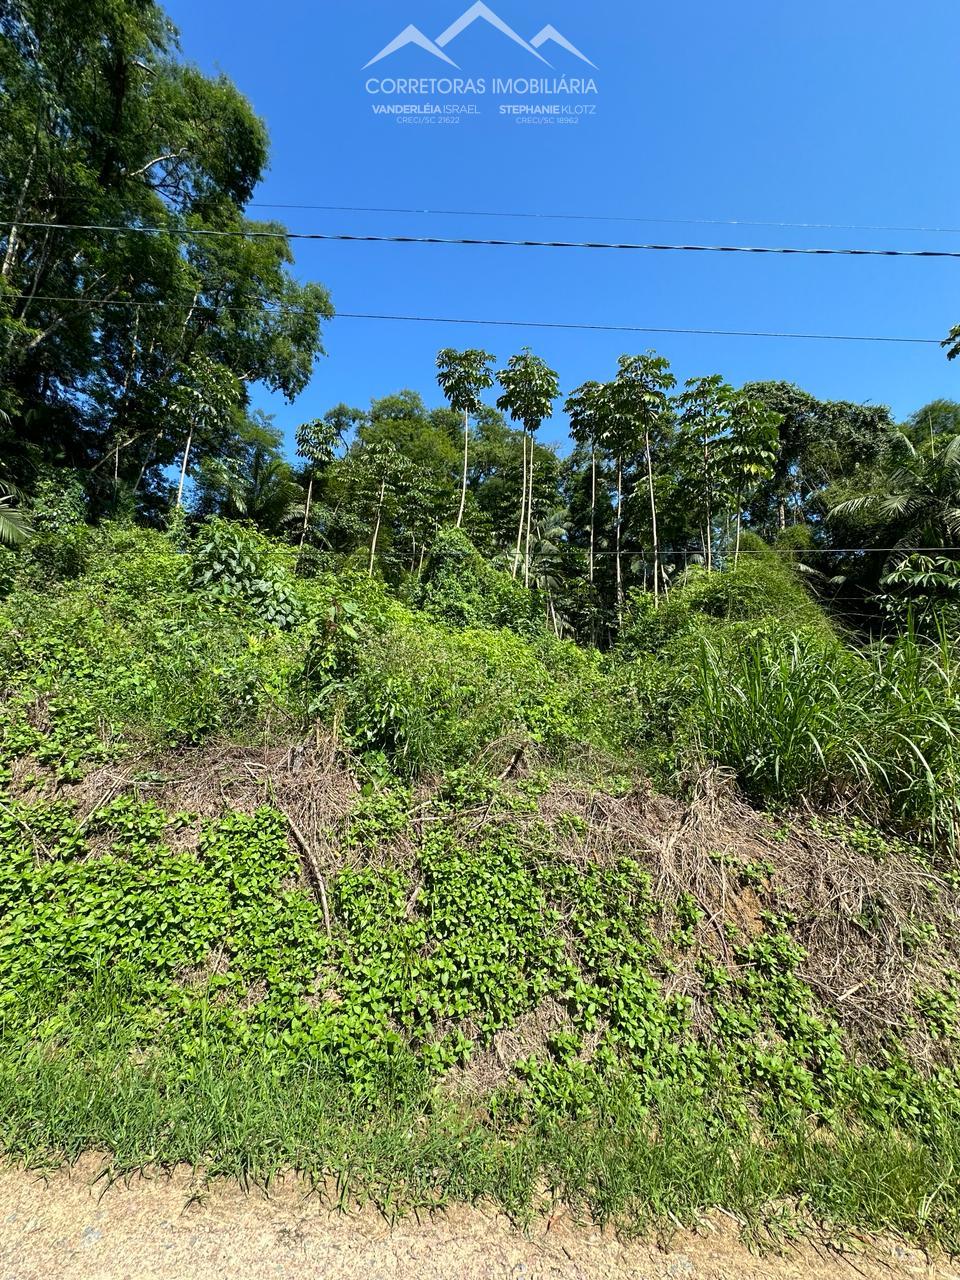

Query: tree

[675,375,730,572]
[944,325,960,362]
[831,432,960,571]
[565,380,609,586]
[609,354,676,608]
[723,393,781,562]
[168,354,242,507]
[335,442,417,577]
[192,413,301,533]
[905,400,960,447]
[529,508,569,636]
[0,0,332,504]
[296,407,359,548]
[435,348,495,529]
[740,382,894,534]
[496,349,560,586]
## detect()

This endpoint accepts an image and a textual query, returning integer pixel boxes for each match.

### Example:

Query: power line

[4,221,960,258]
[337,313,943,345]
[247,202,960,237]
[5,295,946,346]
[594,547,960,555]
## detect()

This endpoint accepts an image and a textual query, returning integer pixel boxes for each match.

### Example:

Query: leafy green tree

[195,415,302,534]
[435,348,495,529]
[906,400,960,446]
[675,375,731,572]
[565,380,609,586]
[296,407,359,547]
[723,393,781,562]
[741,382,894,534]
[609,354,676,608]
[169,354,242,508]
[0,0,332,502]
[529,507,570,636]
[336,442,418,577]
[496,349,560,586]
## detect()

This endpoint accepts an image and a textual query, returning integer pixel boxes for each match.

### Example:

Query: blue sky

[164,0,960,453]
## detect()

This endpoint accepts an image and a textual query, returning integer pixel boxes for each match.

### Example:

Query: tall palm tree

[831,431,960,570]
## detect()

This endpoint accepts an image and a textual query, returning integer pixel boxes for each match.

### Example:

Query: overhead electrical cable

[4,295,945,346]
[4,221,960,258]
[245,203,960,236]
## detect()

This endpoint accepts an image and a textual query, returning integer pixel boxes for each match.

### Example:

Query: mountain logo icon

[363,3,597,71]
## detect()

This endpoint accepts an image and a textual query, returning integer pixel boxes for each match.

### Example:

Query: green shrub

[27,466,88,533]
[189,518,301,630]
[416,526,539,635]
[619,534,833,658]
[312,612,629,778]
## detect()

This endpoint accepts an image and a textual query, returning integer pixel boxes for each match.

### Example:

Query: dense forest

[4,0,960,1255]
[2,1,960,643]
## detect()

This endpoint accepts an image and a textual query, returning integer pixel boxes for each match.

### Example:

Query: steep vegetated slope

[1,520,960,1247]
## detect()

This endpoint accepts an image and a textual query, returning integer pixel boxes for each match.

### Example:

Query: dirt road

[0,1160,955,1280]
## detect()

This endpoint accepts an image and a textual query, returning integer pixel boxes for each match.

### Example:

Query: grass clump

[692,624,960,845]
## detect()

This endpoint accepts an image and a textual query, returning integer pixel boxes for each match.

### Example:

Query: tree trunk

[368,479,386,577]
[645,430,660,606]
[134,434,160,495]
[704,433,712,572]
[735,486,743,564]
[778,498,786,531]
[299,473,314,549]
[175,426,194,508]
[615,455,624,622]
[1,125,38,282]
[705,500,712,573]
[111,304,140,485]
[456,407,469,528]
[512,432,527,579]
[548,594,560,638]
[524,436,535,589]
[589,445,596,585]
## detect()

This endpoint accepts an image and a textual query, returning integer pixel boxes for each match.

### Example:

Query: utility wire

[4,295,946,346]
[4,221,960,258]
[593,547,960,555]
[247,203,960,236]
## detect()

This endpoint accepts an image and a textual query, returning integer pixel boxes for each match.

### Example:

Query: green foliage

[1,775,959,1243]
[1,520,960,1244]
[415,527,538,633]
[27,468,88,533]
[189,518,301,629]
[692,625,960,846]
[0,0,331,500]
[619,533,833,658]
[314,609,628,778]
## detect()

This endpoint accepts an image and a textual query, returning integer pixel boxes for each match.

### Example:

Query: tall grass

[693,623,960,850]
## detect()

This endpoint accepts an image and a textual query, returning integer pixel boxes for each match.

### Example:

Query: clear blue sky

[164,0,960,453]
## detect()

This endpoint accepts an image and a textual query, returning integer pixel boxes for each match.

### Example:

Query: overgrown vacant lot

[2,521,960,1251]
